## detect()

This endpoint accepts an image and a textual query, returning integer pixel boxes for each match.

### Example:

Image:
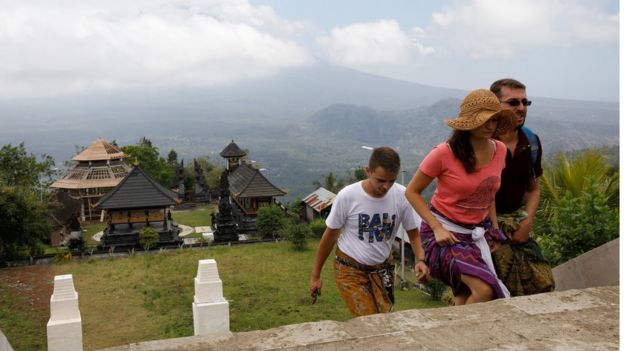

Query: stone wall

[553,238,619,291]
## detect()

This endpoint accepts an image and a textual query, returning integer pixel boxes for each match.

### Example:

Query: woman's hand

[433,226,459,246]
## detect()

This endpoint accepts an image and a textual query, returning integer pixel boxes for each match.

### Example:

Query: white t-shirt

[326,181,421,266]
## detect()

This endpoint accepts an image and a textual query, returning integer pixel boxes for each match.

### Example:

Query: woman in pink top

[405,89,516,305]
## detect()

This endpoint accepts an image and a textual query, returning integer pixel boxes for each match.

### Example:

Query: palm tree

[540,149,618,218]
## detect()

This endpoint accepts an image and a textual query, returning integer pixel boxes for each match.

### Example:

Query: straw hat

[444,89,515,134]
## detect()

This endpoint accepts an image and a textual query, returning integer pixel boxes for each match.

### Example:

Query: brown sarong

[333,247,394,317]
[493,209,555,296]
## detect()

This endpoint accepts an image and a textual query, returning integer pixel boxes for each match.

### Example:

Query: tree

[540,150,618,217]
[0,143,55,188]
[256,205,286,239]
[313,172,344,193]
[167,149,178,166]
[0,187,50,265]
[121,139,175,187]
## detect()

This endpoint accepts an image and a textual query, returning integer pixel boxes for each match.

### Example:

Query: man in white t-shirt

[309,147,430,316]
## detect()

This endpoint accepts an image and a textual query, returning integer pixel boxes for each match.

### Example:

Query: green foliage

[256,205,286,239]
[279,222,311,251]
[121,138,175,187]
[535,149,619,265]
[353,167,367,181]
[536,182,619,266]
[313,172,344,193]
[0,142,56,188]
[540,150,618,217]
[0,187,50,264]
[139,226,160,251]
[308,218,326,238]
[312,168,365,194]
[167,149,178,165]
[425,278,448,301]
[183,157,223,190]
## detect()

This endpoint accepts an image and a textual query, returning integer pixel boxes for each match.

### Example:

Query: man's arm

[310,227,341,297]
[513,179,540,243]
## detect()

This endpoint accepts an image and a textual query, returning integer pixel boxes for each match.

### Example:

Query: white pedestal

[47,318,83,351]
[192,299,230,336]
[47,275,83,351]
[192,259,230,336]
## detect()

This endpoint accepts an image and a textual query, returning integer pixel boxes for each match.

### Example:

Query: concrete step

[99,285,619,351]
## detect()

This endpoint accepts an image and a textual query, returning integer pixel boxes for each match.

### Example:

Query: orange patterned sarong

[333,248,394,317]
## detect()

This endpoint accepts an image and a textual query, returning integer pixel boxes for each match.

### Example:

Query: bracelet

[416,258,426,264]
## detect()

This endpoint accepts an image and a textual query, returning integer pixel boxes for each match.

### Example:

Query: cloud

[429,0,619,59]
[0,0,313,99]
[317,20,434,69]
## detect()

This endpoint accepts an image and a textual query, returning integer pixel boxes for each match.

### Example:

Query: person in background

[310,146,429,316]
[490,78,555,296]
[405,89,514,305]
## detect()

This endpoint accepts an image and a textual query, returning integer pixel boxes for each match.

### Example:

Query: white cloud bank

[0,0,313,99]
[317,20,434,68]
[317,0,618,70]
[429,0,619,59]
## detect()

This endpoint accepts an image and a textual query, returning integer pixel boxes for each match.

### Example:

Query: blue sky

[0,0,618,102]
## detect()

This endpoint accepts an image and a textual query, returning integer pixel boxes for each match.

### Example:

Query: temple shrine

[51,139,131,221]
[219,140,287,232]
[96,166,181,248]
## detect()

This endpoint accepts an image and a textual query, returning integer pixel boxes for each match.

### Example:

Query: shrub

[308,218,326,238]
[280,223,311,251]
[536,181,619,266]
[256,205,286,239]
[139,226,159,251]
[425,278,448,301]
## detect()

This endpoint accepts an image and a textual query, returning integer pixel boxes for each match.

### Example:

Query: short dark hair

[368,146,400,174]
[490,78,526,99]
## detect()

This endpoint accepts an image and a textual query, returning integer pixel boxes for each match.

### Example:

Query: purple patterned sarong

[420,219,508,299]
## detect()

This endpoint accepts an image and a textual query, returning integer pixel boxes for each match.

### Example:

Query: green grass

[171,205,213,228]
[62,241,444,349]
[82,222,107,246]
[0,284,47,351]
[2,240,446,350]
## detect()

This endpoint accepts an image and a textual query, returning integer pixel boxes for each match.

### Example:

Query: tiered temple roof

[51,139,131,190]
[228,163,287,198]
[219,140,247,158]
[97,166,179,210]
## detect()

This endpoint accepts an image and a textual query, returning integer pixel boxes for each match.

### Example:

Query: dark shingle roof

[228,163,287,198]
[220,140,247,158]
[96,166,178,210]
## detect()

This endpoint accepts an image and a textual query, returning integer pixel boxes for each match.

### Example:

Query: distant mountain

[0,62,618,201]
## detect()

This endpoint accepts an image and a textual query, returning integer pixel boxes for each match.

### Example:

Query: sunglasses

[502,98,532,107]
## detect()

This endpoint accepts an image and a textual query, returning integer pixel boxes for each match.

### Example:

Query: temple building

[51,139,131,221]
[219,140,287,232]
[96,166,181,248]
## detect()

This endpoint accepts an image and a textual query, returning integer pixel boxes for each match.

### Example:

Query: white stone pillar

[192,259,230,336]
[0,328,14,351]
[47,274,83,351]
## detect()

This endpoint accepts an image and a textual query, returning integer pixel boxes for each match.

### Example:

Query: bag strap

[521,126,539,177]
